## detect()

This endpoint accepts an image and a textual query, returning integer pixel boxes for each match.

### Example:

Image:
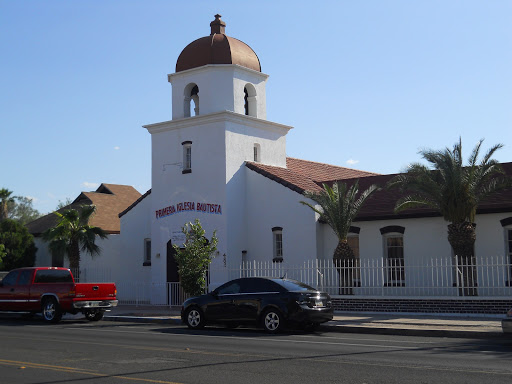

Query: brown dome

[175,15,261,73]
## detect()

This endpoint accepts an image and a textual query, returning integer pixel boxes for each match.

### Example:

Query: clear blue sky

[1,1,511,214]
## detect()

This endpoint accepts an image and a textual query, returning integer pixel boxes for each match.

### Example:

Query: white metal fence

[218,256,512,298]
[114,282,189,306]
[70,268,112,283]
[73,255,512,306]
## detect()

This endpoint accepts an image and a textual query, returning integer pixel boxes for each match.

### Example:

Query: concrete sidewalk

[103,305,506,338]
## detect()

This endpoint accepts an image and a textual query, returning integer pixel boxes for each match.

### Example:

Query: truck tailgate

[75,283,117,300]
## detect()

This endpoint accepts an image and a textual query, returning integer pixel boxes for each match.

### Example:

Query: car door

[13,270,35,311]
[234,278,264,321]
[235,279,281,321]
[205,279,241,322]
[0,271,20,310]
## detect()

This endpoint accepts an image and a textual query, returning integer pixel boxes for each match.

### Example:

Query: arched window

[347,226,361,288]
[380,226,405,286]
[500,217,512,286]
[184,83,199,117]
[243,83,257,117]
[272,227,283,263]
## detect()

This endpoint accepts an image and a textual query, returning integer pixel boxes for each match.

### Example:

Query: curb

[103,315,504,338]
[104,316,182,325]
[324,325,504,339]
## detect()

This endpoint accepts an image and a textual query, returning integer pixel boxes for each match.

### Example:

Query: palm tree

[0,188,16,221]
[388,138,509,296]
[301,181,379,294]
[42,205,108,278]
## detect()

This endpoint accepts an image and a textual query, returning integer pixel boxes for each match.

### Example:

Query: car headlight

[507,309,512,317]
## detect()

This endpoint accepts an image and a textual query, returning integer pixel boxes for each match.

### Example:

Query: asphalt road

[0,315,511,384]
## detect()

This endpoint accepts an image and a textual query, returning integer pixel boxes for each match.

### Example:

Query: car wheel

[262,308,284,333]
[85,311,104,321]
[42,297,62,323]
[185,307,205,329]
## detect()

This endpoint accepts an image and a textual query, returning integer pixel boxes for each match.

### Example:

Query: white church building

[32,15,512,314]
[114,15,512,313]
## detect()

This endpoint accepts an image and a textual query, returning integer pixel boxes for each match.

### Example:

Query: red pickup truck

[0,267,118,323]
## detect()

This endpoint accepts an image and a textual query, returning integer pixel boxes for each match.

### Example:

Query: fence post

[381,258,385,296]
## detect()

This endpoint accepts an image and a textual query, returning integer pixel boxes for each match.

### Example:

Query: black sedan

[181,277,333,332]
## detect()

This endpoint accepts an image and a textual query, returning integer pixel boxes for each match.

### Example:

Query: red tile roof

[246,157,379,195]
[286,157,378,182]
[246,159,512,221]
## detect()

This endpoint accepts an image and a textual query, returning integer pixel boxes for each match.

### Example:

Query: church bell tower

[144,15,292,293]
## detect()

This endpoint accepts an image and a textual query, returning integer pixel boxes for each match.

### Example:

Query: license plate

[315,301,323,307]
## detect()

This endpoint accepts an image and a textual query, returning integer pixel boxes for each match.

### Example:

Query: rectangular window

[143,238,151,266]
[253,144,260,162]
[182,141,192,174]
[184,147,191,170]
[385,235,405,286]
[272,228,283,262]
[34,270,73,283]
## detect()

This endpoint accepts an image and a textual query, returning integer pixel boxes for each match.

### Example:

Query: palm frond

[301,180,379,241]
[394,138,508,224]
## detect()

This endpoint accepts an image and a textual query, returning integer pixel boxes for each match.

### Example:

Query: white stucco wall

[319,213,512,263]
[145,109,292,291]
[475,213,512,257]
[33,237,52,266]
[147,117,227,296]
[318,212,512,294]
[79,235,120,282]
[35,235,120,283]
[118,194,152,284]
[245,168,318,268]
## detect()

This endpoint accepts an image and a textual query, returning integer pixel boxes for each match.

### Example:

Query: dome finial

[210,14,226,35]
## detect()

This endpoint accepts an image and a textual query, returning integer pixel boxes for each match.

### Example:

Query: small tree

[0,244,6,266]
[9,196,42,225]
[0,219,37,270]
[173,219,218,297]
[301,181,379,294]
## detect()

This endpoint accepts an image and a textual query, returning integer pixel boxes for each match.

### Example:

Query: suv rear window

[34,270,73,283]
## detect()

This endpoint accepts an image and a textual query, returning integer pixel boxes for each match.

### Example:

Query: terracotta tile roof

[286,157,379,182]
[246,162,324,194]
[337,162,512,221]
[247,159,512,221]
[246,157,379,195]
[26,184,142,236]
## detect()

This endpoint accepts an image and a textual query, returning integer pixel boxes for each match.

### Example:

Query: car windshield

[272,278,316,292]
